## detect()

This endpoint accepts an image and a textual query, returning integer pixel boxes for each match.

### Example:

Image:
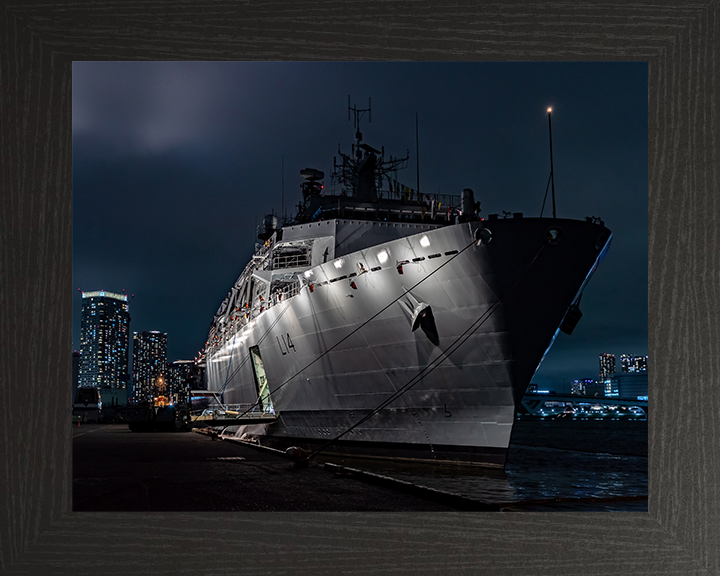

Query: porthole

[475,227,493,245]
[545,227,562,246]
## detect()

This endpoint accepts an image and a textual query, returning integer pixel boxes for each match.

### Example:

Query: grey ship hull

[205,216,611,467]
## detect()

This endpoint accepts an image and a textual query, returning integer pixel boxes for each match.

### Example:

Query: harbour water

[319,418,648,511]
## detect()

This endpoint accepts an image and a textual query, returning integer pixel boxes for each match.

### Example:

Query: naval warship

[200,101,611,467]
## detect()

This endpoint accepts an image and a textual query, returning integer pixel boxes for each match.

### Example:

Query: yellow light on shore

[547,107,552,113]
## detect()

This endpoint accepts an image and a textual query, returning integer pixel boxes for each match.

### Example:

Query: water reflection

[316,419,647,511]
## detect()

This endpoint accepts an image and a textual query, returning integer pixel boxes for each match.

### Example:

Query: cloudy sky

[72,61,647,385]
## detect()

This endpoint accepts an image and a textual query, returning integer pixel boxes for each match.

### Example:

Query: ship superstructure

[201,100,611,467]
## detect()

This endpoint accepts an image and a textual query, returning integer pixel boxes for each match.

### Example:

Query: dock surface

[73,424,458,511]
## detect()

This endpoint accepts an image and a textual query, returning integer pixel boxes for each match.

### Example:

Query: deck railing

[272,253,310,270]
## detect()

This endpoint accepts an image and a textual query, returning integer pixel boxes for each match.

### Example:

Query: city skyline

[71,327,649,388]
[72,61,648,381]
[534,351,649,395]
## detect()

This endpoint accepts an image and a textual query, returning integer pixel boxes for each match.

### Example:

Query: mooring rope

[222,234,480,421]
[305,240,547,461]
[214,240,476,418]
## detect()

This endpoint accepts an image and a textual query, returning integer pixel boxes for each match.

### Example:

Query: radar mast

[332,96,409,201]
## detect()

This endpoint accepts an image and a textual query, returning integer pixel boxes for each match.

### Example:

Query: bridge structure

[521,392,648,417]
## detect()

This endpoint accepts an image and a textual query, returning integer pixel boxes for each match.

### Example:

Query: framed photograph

[2,2,716,574]
[71,60,647,512]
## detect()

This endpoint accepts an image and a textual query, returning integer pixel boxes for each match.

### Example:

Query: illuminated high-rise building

[79,291,131,389]
[599,353,616,379]
[598,353,617,397]
[621,354,648,373]
[166,360,199,404]
[132,331,168,403]
[616,372,648,399]
[571,378,595,395]
[620,354,630,372]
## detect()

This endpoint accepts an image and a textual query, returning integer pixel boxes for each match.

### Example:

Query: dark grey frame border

[1,2,717,574]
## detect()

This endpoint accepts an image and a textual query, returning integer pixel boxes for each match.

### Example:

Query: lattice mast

[332,96,409,199]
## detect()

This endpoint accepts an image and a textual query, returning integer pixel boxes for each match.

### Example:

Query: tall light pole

[547,107,556,218]
[416,112,420,195]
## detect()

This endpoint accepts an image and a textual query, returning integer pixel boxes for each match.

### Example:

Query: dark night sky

[72,61,647,386]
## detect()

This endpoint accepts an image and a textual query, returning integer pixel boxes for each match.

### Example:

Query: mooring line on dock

[322,462,501,511]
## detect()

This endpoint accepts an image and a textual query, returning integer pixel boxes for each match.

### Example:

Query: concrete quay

[73,424,471,512]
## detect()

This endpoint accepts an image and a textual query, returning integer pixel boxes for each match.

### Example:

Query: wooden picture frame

[1,2,716,573]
